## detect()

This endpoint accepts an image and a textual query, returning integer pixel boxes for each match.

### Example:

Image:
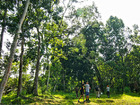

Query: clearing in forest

[3,92,140,105]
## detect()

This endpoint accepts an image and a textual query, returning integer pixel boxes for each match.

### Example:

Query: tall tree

[17,26,25,97]
[33,27,41,96]
[0,0,7,57]
[0,0,30,103]
[81,20,104,91]
[17,0,32,97]
[100,16,129,92]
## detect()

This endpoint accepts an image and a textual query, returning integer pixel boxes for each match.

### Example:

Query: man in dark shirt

[78,83,85,102]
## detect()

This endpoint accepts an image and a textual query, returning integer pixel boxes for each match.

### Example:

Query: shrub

[21,89,27,95]
[124,87,131,93]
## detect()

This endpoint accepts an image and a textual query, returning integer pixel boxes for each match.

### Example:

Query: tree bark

[46,59,50,91]
[91,76,94,91]
[53,83,57,92]
[53,78,58,92]
[94,64,104,92]
[33,27,41,96]
[0,7,7,57]
[0,0,30,103]
[63,71,65,92]
[17,31,25,97]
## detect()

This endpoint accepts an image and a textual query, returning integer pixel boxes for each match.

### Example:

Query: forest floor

[2,92,140,105]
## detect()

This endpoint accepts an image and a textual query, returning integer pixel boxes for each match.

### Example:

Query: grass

[1,92,140,105]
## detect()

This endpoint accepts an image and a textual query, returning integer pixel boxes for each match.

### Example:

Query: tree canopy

[0,0,140,104]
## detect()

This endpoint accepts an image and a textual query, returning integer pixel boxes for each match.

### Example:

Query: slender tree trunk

[53,78,58,92]
[63,71,65,92]
[0,0,30,103]
[94,64,104,92]
[46,60,50,91]
[91,76,94,91]
[33,27,41,96]
[0,7,7,57]
[120,55,126,93]
[17,31,25,97]
[53,83,57,92]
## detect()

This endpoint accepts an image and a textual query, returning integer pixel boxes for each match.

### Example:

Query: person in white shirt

[85,82,91,101]
[106,85,110,98]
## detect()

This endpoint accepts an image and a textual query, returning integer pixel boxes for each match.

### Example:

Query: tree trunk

[53,78,58,92]
[46,60,50,91]
[0,0,30,103]
[91,76,94,91]
[33,27,41,96]
[53,83,57,92]
[94,64,104,92]
[17,31,25,97]
[63,71,65,92]
[0,7,7,57]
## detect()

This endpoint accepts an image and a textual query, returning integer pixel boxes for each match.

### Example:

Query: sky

[2,0,140,53]
[80,0,140,28]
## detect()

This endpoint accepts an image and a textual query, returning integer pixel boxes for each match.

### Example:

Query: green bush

[21,89,27,95]
[124,87,131,93]
[11,97,22,104]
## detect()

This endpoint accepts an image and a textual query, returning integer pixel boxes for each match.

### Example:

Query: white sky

[79,0,140,28]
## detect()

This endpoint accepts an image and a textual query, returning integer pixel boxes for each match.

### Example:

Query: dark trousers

[107,91,110,98]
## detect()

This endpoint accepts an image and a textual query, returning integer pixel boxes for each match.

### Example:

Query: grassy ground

[2,92,140,105]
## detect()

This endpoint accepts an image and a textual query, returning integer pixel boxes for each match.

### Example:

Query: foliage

[0,0,140,103]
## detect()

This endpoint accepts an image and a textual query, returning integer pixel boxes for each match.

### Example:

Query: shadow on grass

[111,94,123,99]
[106,100,114,102]
[126,93,140,97]
[2,94,36,104]
[77,101,86,104]
[91,93,123,99]
[96,100,105,103]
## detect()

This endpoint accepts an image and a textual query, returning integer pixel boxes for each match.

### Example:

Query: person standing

[95,85,99,98]
[78,83,85,102]
[85,81,91,102]
[106,85,110,98]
